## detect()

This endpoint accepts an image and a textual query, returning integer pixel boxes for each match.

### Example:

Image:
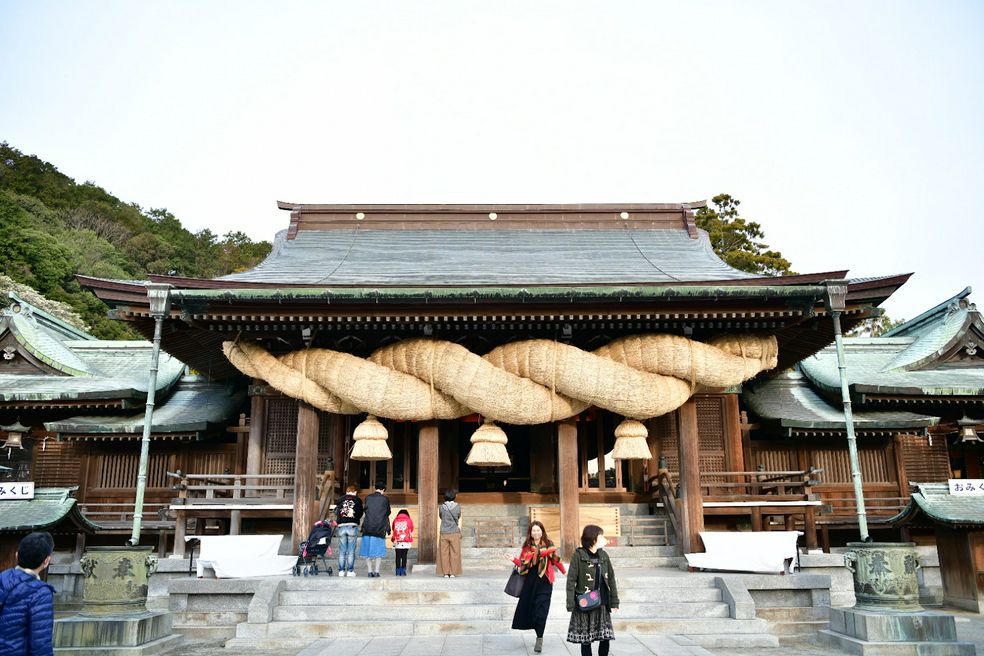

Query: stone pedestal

[54,611,182,656]
[819,607,975,655]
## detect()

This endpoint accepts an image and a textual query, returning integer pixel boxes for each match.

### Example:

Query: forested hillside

[0,143,271,339]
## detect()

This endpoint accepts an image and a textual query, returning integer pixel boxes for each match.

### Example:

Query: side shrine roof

[0,487,101,534]
[888,482,984,528]
[45,375,245,437]
[742,369,938,434]
[0,294,185,405]
[799,289,984,398]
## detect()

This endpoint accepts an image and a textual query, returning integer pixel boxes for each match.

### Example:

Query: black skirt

[511,569,552,633]
[566,605,615,644]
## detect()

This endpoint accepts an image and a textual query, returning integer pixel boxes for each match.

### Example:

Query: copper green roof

[743,369,938,433]
[45,376,245,436]
[170,283,830,305]
[0,297,184,403]
[889,482,984,528]
[0,487,100,534]
[799,290,984,397]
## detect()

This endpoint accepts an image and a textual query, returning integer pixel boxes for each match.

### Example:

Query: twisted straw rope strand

[222,333,778,424]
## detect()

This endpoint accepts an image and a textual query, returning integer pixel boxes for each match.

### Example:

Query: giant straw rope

[222,333,778,463]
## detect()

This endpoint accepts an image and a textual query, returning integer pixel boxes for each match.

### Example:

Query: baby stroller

[293,519,335,576]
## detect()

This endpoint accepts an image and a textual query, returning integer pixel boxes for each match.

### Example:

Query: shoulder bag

[504,567,525,597]
[575,556,602,611]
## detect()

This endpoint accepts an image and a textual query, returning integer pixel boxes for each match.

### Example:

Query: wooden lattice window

[806,440,892,483]
[653,413,679,472]
[899,433,950,484]
[751,443,798,471]
[696,396,727,478]
[32,441,83,487]
[264,397,299,475]
[90,450,171,490]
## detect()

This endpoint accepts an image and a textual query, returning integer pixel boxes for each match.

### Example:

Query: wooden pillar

[723,394,743,473]
[246,391,266,492]
[417,423,439,563]
[292,403,319,550]
[677,399,704,554]
[804,507,818,549]
[558,420,579,560]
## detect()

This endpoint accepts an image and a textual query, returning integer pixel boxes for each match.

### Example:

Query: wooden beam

[292,402,319,550]
[417,422,439,563]
[677,399,704,554]
[246,391,266,491]
[558,420,579,560]
[723,395,743,473]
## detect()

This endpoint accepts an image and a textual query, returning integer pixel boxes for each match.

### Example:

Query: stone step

[272,600,730,622]
[684,633,781,648]
[281,570,717,591]
[755,606,830,622]
[455,556,686,569]
[769,620,830,638]
[278,587,723,605]
[233,617,775,641]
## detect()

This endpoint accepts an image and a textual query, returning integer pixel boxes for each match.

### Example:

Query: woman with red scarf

[501,520,566,653]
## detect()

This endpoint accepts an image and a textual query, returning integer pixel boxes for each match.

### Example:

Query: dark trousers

[580,641,610,656]
[395,548,409,570]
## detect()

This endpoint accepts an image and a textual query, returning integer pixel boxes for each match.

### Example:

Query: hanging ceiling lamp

[612,418,653,460]
[349,415,392,461]
[466,419,511,467]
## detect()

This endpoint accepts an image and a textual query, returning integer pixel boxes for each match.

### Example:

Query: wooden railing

[649,469,821,550]
[651,471,681,549]
[79,502,172,530]
[698,468,821,500]
[166,470,338,556]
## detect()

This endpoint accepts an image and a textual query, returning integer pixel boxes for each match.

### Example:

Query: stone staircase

[221,546,779,651]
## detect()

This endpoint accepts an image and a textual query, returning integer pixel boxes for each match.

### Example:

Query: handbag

[575,557,602,611]
[504,568,526,598]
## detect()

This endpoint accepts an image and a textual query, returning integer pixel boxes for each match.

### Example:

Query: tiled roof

[799,292,984,397]
[0,298,185,403]
[217,227,761,287]
[0,487,100,534]
[743,369,937,431]
[889,482,984,528]
[45,376,245,435]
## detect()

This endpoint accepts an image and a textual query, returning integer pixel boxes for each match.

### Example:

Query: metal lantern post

[825,279,870,542]
[128,283,171,546]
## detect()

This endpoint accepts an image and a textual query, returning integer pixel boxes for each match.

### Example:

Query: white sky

[2,1,982,322]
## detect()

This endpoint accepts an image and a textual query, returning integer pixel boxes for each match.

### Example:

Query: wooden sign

[0,481,34,499]
[948,479,984,496]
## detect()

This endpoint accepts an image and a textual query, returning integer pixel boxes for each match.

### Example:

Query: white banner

[0,482,35,499]
[948,479,984,496]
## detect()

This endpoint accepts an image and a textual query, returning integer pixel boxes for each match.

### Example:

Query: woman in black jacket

[566,524,618,656]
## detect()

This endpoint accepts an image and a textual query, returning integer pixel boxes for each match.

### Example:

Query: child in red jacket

[391,509,414,576]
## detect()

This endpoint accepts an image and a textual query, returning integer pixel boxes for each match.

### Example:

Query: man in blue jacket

[0,532,55,656]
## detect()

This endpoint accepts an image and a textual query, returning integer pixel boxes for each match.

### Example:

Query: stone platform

[54,611,182,656]
[819,607,975,655]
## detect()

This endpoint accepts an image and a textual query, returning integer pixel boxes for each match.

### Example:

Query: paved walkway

[164,613,984,655]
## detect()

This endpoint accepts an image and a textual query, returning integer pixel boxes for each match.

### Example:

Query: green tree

[695,194,793,276]
[847,314,905,338]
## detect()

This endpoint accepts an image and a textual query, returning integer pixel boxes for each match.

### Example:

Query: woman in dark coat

[566,524,619,656]
[502,520,566,654]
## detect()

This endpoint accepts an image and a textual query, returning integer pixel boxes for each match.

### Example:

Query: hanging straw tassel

[350,415,392,461]
[465,419,511,467]
[612,418,653,460]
